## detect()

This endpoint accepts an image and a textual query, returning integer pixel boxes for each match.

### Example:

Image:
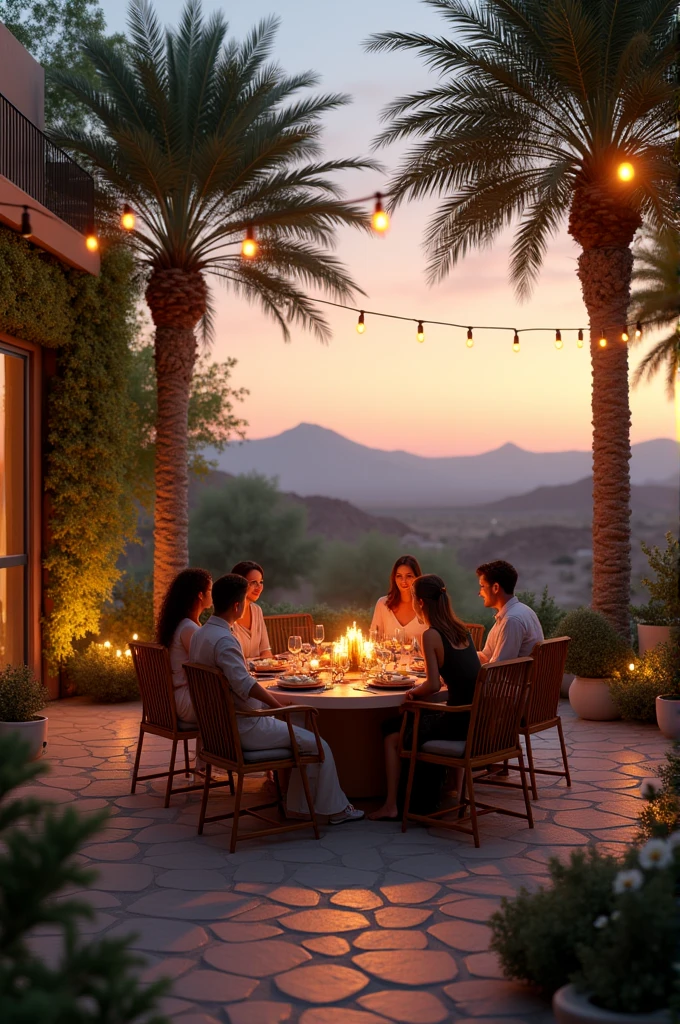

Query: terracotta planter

[656,695,680,740]
[0,716,48,760]
[569,677,620,721]
[637,625,671,657]
[561,673,575,698]
[553,984,670,1024]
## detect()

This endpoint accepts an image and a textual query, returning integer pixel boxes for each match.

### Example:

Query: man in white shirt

[189,574,363,825]
[476,560,544,664]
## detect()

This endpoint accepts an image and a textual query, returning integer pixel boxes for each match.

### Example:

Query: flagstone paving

[26,697,669,1024]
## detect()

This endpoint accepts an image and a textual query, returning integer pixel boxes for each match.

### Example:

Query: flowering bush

[491,831,680,1012]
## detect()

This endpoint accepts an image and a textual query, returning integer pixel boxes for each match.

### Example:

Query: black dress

[382,628,480,813]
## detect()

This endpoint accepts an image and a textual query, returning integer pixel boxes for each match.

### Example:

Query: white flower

[593,915,609,929]
[613,868,644,894]
[639,838,673,870]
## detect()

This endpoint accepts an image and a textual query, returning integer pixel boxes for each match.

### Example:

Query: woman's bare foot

[368,803,399,821]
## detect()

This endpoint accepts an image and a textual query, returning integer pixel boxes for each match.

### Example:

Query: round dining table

[265,673,443,799]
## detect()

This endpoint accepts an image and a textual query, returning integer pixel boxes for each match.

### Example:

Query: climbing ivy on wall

[0,229,136,663]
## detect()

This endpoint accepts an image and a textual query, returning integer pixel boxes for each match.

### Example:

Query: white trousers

[239,715,348,816]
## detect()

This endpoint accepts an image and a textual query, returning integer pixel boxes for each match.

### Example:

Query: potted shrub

[631,534,680,656]
[0,664,49,760]
[560,609,631,721]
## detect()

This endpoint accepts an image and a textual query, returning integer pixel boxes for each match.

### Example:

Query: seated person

[370,574,480,821]
[157,567,213,726]
[476,560,543,664]
[189,574,363,824]
[370,555,426,641]
[231,560,273,660]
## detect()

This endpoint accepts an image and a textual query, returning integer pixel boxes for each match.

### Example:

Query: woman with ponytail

[369,574,480,820]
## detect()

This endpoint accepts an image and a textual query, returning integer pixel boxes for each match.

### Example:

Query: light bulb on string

[466,327,474,349]
[356,311,365,334]
[241,225,259,259]
[617,160,635,182]
[599,329,607,348]
[416,321,425,344]
[20,205,32,238]
[85,224,99,252]
[635,321,642,339]
[555,329,563,350]
[132,633,138,641]
[120,204,136,231]
[512,330,520,353]
[621,329,629,343]
[577,329,584,348]
[371,192,389,233]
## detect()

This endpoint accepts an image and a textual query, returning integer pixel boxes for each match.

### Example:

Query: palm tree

[366,0,676,636]
[630,227,680,398]
[52,0,375,616]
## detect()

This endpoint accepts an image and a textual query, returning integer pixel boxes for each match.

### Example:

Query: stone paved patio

[27,697,669,1024]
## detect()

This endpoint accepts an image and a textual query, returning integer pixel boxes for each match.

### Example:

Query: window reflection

[0,566,24,665]
[0,351,25,557]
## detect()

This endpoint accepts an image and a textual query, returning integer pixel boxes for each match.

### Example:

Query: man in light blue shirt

[476,560,544,664]
[189,574,363,825]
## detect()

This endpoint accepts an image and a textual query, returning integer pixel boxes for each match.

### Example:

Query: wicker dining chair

[184,662,325,852]
[399,657,534,847]
[128,641,211,808]
[264,613,315,656]
[462,623,485,651]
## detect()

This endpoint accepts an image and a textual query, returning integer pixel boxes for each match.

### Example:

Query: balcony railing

[0,91,94,234]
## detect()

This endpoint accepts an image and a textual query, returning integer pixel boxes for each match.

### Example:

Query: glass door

[0,347,27,664]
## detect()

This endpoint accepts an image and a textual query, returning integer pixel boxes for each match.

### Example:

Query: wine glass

[369,628,378,644]
[314,624,325,645]
[288,635,302,671]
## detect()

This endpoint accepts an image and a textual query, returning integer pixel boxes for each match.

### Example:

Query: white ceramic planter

[561,673,575,698]
[569,677,620,721]
[656,695,680,740]
[0,716,48,760]
[553,984,670,1024]
[637,624,672,657]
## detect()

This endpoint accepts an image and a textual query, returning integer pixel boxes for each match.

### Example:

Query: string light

[617,161,635,182]
[555,329,563,350]
[103,640,111,648]
[125,649,132,657]
[628,662,636,672]
[512,331,520,353]
[416,321,425,343]
[371,192,389,233]
[20,205,32,238]
[466,327,474,348]
[599,329,607,348]
[116,649,122,658]
[241,225,258,259]
[621,329,629,342]
[356,311,366,334]
[577,329,584,348]
[85,225,99,252]
[635,321,642,339]
[121,204,136,231]
[132,633,138,640]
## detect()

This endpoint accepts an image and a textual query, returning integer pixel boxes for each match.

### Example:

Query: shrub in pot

[559,609,632,720]
[609,643,678,725]
[631,533,680,655]
[0,663,49,760]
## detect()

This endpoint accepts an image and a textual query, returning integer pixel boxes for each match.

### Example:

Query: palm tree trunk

[570,184,642,639]
[145,268,207,620]
[577,247,633,637]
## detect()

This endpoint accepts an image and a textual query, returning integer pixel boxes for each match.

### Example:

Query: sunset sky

[101,0,677,458]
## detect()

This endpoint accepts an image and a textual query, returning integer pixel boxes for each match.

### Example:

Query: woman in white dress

[231,560,273,660]
[156,568,213,725]
[370,554,426,642]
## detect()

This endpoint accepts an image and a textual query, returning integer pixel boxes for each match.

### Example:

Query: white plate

[277,676,324,690]
[370,676,415,689]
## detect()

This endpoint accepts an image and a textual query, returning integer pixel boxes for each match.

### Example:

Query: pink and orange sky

[101,0,677,457]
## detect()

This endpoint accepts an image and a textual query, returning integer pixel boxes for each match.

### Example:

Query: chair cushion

[242,747,291,763]
[420,739,466,757]
[177,720,198,732]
